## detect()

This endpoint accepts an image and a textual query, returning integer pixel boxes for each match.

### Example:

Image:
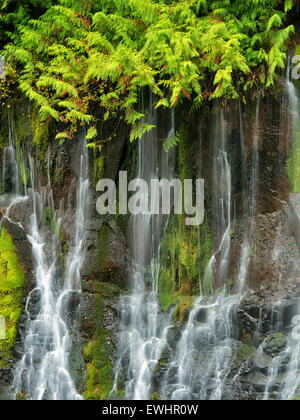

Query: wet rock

[246,353,273,375]
[0,366,14,400]
[2,217,26,240]
[26,288,41,321]
[1,217,33,285]
[4,196,33,231]
[240,372,269,392]
[262,333,288,357]
[230,343,256,372]
[82,219,130,288]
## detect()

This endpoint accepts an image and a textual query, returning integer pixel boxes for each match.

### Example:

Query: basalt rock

[1,217,33,292]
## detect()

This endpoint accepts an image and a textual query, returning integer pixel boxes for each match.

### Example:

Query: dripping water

[112,101,176,400]
[162,108,241,400]
[13,136,89,400]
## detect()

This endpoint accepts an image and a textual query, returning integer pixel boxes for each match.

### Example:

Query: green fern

[0,0,297,143]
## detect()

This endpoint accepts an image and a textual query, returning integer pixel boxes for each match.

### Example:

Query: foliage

[0,0,297,144]
[287,118,300,193]
[163,132,180,153]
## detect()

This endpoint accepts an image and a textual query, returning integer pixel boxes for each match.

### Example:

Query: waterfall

[13,136,89,400]
[262,62,300,401]
[112,102,175,400]
[1,114,25,210]
[161,108,240,400]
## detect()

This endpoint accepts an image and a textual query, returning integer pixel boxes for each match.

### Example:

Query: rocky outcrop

[0,217,32,399]
[80,280,123,400]
[0,76,299,400]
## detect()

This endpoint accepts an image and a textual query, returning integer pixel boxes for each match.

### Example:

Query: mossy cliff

[158,117,212,320]
[158,214,211,315]
[81,281,123,400]
[0,227,26,367]
[287,82,300,194]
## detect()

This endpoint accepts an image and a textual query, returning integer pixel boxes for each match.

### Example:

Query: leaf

[266,14,282,32]
[130,123,155,142]
[86,126,97,140]
[55,131,69,141]
[163,134,180,152]
[155,98,169,108]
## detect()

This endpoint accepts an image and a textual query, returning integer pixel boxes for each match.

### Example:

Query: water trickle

[112,104,175,400]
[238,98,260,296]
[13,137,89,400]
[161,108,240,400]
[261,61,300,401]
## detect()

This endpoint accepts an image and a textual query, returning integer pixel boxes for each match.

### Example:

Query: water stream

[10,136,89,400]
[112,103,176,400]
[262,61,300,401]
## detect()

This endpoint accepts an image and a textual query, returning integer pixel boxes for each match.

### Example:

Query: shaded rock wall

[0,74,298,399]
[0,218,32,399]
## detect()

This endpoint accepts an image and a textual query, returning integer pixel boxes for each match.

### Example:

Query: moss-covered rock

[82,282,122,400]
[231,343,256,371]
[158,214,211,311]
[262,333,288,358]
[287,123,300,193]
[0,227,26,367]
[173,297,194,325]
[93,152,105,188]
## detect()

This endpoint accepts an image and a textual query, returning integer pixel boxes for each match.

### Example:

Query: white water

[13,138,89,400]
[262,63,300,401]
[112,103,175,400]
[161,99,263,400]
[161,109,240,400]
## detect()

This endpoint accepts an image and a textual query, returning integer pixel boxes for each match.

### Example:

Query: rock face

[1,218,33,284]
[80,280,122,400]
[0,217,33,399]
[0,79,299,400]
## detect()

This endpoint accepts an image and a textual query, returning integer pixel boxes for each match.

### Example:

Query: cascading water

[262,61,300,401]
[12,137,89,400]
[241,98,260,295]
[3,114,21,196]
[112,102,175,400]
[162,108,241,400]
[0,69,296,403]
[0,113,28,216]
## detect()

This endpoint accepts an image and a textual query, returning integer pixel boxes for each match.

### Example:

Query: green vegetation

[158,213,211,312]
[150,392,162,400]
[0,227,25,366]
[83,282,120,400]
[287,122,300,193]
[158,119,212,312]
[0,0,296,146]
[231,343,256,370]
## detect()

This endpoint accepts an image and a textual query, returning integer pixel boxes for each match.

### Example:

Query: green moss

[31,107,50,151]
[231,344,256,371]
[98,224,110,272]
[157,118,212,310]
[266,332,284,342]
[150,392,162,400]
[16,392,26,400]
[93,152,105,187]
[83,282,121,400]
[287,125,300,193]
[0,227,26,366]
[173,297,194,325]
[158,214,211,311]
[41,206,61,240]
[0,107,11,147]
